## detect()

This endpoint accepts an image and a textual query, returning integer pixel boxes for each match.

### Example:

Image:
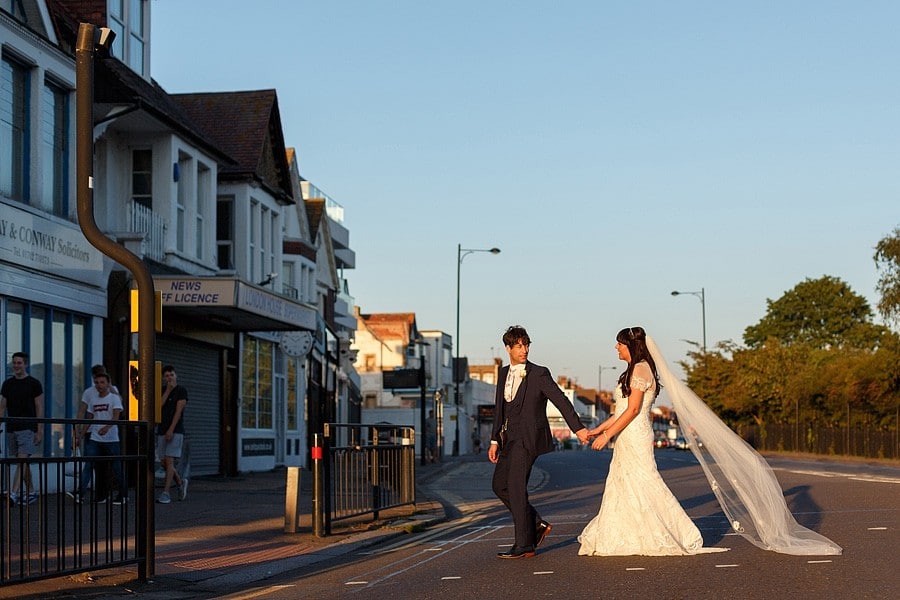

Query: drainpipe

[76,22,157,580]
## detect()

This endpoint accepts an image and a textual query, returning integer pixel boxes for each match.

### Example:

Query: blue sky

[151,1,898,393]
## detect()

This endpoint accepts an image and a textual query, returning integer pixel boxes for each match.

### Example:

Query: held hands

[591,431,610,451]
[576,428,590,445]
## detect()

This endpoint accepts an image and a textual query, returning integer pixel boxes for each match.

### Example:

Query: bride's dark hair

[616,326,661,397]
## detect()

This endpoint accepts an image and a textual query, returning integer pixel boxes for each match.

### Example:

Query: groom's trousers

[492,438,540,548]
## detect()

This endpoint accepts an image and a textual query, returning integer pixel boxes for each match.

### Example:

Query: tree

[743,276,887,350]
[874,226,900,329]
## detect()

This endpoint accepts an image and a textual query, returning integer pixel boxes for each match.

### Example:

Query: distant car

[653,438,669,448]
[674,437,689,450]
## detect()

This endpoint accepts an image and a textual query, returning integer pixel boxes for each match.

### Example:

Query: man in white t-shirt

[75,364,120,501]
[68,372,127,504]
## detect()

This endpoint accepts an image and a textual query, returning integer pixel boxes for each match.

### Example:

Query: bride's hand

[591,431,609,451]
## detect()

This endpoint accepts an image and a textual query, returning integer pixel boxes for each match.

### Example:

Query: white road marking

[534,571,554,575]
[441,576,461,580]
[715,564,739,568]
[344,526,501,588]
[219,586,296,600]
[775,467,900,485]
[807,560,833,564]
[626,567,646,571]
[345,581,368,586]
[867,527,887,530]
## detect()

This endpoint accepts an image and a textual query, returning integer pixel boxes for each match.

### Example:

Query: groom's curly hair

[502,325,531,347]
[616,326,661,397]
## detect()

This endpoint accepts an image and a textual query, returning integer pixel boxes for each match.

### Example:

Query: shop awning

[153,276,317,332]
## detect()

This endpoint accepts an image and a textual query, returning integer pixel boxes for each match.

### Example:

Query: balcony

[127,201,166,261]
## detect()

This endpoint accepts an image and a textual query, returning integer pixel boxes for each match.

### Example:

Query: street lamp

[671,288,706,352]
[455,244,501,456]
[597,365,616,422]
[598,365,617,393]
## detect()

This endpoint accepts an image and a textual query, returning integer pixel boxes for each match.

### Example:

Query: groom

[489,326,589,558]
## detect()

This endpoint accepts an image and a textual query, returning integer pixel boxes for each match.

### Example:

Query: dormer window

[108,0,149,77]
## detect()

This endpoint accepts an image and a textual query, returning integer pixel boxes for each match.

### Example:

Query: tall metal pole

[598,365,616,421]
[455,245,500,456]
[700,287,707,352]
[77,23,156,579]
[420,354,427,466]
[671,288,707,352]
[455,244,461,456]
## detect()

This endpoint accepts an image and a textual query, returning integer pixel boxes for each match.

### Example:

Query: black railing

[314,423,416,536]
[1,417,151,586]
[737,421,899,460]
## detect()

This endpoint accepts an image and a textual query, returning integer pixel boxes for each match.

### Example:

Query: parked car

[653,437,669,448]
[674,437,690,450]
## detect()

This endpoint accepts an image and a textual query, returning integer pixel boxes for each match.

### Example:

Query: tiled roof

[306,198,325,241]
[360,312,418,346]
[54,0,106,25]
[93,60,235,165]
[44,1,235,166]
[171,90,293,201]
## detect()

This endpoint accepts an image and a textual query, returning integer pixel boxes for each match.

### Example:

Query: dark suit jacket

[491,361,585,456]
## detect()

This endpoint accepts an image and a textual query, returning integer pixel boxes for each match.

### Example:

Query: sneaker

[179,478,189,501]
[66,491,84,504]
[93,495,108,504]
[112,494,127,505]
[25,493,38,505]
[8,492,19,505]
[156,492,171,504]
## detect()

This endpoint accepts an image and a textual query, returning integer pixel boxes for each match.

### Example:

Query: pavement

[3,455,481,600]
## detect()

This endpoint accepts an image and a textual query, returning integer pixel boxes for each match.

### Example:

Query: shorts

[7,430,37,456]
[157,433,184,460]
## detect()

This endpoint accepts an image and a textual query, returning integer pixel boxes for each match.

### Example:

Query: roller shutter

[157,338,221,477]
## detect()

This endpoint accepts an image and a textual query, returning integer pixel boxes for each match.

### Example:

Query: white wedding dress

[579,338,842,557]
[578,367,725,556]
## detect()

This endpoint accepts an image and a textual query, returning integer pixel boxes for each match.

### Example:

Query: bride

[578,327,841,557]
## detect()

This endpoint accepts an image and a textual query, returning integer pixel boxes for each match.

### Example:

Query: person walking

[157,365,188,504]
[488,326,589,558]
[68,371,128,504]
[75,364,119,502]
[1,352,44,505]
[578,327,841,557]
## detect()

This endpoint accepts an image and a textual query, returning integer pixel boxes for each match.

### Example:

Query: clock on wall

[280,330,313,357]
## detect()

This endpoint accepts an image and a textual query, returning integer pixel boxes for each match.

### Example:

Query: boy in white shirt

[68,372,127,504]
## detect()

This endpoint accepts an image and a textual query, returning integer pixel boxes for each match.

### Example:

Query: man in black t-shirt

[156,365,188,504]
[1,352,44,505]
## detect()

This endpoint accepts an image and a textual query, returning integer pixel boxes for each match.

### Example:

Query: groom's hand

[576,428,589,445]
[488,443,499,463]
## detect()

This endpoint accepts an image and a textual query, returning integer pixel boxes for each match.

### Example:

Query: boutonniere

[518,370,527,379]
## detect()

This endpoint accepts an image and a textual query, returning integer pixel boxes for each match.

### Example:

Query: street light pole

[455,244,500,456]
[671,287,706,352]
[598,365,617,394]
[598,365,616,421]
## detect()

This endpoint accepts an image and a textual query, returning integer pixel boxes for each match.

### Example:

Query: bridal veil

[646,336,842,555]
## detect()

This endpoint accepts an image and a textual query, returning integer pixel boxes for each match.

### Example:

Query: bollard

[283,466,302,533]
[311,433,326,537]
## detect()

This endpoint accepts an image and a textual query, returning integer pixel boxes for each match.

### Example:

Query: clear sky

[151,1,898,395]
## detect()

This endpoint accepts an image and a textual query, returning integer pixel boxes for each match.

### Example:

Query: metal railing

[127,200,167,261]
[737,421,899,460]
[313,423,416,536]
[1,417,151,586]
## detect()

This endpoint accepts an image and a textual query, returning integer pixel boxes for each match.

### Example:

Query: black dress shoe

[535,521,553,547]
[497,545,535,559]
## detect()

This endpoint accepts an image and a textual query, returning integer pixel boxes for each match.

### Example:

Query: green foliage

[743,275,887,350]
[874,226,900,329]
[681,275,900,433]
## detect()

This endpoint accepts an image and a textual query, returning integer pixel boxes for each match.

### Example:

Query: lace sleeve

[630,362,654,392]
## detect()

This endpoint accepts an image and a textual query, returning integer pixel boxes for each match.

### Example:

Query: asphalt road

[210,449,899,600]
